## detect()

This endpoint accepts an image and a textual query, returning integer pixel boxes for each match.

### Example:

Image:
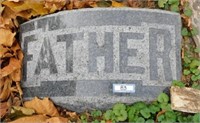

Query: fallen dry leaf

[24,0,48,16]
[44,0,67,13]
[11,106,35,116]
[0,45,10,58]
[9,69,21,82]
[3,0,49,18]
[9,115,49,123]
[66,111,80,122]
[12,97,21,106]
[24,97,59,117]
[111,1,124,7]
[0,101,10,118]
[128,0,143,8]
[8,0,20,2]
[1,8,17,29]
[0,0,5,15]
[15,81,23,99]
[73,0,87,9]
[0,28,16,47]
[0,57,21,79]
[45,117,69,123]
[87,1,98,8]
[0,77,12,101]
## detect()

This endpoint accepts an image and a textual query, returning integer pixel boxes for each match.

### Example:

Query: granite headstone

[20,8,182,112]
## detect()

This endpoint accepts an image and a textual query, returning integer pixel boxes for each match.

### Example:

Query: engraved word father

[22,22,179,87]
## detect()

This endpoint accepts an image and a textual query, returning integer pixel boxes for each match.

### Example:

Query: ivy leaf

[91,110,102,118]
[164,3,170,10]
[189,59,200,68]
[192,113,200,123]
[158,114,165,122]
[112,103,127,122]
[133,102,147,111]
[136,117,145,123]
[181,28,189,36]
[191,69,200,75]
[100,120,106,123]
[104,110,114,121]
[165,111,177,122]
[149,104,160,114]
[191,74,200,81]
[157,93,169,103]
[128,106,138,122]
[194,47,200,53]
[160,103,172,111]
[170,4,179,12]
[92,119,100,123]
[168,0,178,4]
[158,0,168,8]
[113,103,126,116]
[140,108,151,119]
[113,103,126,111]
[116,110,127,121]
[172,80,185,88]
[178,115,193,122]
[146,119,154,123]
[192,83,200,90]
[184,7,193,17]
[183,69,191,75]
[191,27,199,36]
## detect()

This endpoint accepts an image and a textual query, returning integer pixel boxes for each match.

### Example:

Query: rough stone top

[21,8,181,31]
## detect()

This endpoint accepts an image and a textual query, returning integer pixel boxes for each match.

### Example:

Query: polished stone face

[20,8,182,112]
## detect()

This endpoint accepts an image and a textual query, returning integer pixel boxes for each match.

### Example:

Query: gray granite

[20,8,182,112]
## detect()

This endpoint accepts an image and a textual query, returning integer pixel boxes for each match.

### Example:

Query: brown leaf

[9,115,49,123]
[1,8,17,29]
[0,77,12,101]
[10,69,21,82]
[0,0,5,15]
[111,1,124,7]
[87,1,98,8]
[0,28,16,47]
[0,101,10,118]
[66,112,80,122]
[0,45,10,58]
[67,0,88,9]
[44,0,67,13]
[24,97,59,117]
[128,0,143,8]
[8,0,20,2]
[73,0,87,9]
[15,81,23,98]
[12,97,21,106]
[45,117,69,123]
[24,0,48,16]
[0,58,21,78]
[11,106,35,116]
[3,0,49,18]
[2,1,24,13]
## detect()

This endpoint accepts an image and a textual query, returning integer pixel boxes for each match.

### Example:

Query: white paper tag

[113,84,135,93]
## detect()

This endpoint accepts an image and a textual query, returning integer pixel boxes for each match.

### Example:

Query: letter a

[35,38,58,75]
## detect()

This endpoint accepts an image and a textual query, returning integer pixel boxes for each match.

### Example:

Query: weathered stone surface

[190,0,200,56]
[171,86,200,113]
[20,8,182,112]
